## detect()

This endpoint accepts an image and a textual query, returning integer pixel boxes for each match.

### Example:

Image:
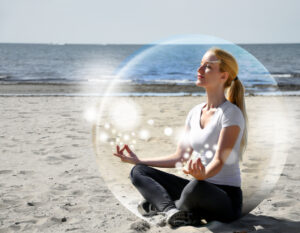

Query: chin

[196,80,205,87]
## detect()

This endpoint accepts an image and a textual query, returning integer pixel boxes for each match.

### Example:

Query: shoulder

[185,103,205,126]
[188,103,205,115]
[223,101,243,115]
[220,101,245,128]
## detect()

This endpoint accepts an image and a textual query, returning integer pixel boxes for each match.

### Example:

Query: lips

[197,74,204,79]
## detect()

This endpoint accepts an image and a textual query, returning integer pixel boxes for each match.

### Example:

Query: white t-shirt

[185,100,245,187]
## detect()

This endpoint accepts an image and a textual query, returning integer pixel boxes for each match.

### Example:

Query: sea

[0,43,300,96]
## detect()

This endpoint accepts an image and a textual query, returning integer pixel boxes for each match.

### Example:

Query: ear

[220,71,229,82]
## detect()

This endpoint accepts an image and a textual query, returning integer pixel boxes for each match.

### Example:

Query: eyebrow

[201,60,221,65]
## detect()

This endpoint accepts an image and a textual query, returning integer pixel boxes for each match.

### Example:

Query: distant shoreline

[0,81,300,96]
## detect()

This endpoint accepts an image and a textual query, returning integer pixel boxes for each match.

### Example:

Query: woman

[113,47,248,227]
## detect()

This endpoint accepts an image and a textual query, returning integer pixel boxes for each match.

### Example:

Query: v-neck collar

[199,100,228,130]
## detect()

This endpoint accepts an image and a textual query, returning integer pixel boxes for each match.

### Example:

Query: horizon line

[0,42,299,46]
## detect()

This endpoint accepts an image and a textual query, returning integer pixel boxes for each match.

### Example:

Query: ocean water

[0,43,299,95]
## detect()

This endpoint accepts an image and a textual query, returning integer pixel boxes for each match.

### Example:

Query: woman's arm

[183,125,240,180]
[138,126,193,168]
[113,125,194,168]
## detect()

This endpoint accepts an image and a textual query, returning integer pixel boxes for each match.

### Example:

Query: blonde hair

[208,47,248,162]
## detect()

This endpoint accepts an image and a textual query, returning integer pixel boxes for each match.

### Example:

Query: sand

[1,95,300,233]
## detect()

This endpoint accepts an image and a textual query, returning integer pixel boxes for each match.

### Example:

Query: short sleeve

[221,105,245,130]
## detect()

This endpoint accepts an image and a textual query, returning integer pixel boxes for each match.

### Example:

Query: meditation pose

[113,47,248,227]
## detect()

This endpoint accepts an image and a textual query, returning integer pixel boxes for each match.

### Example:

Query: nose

[197,65,204,74]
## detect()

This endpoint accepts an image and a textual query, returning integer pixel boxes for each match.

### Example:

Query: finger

[198,158,204,170]
[197,158,201,170]
[114,152,126,158]
[125,144,135,156]
[116,145,120,154]
[125,144,132,153]
[183,169,189,174]
[188,159,193,172]
[196,159,203,176]
[113,153,121,158]
[193,160,198,171]
[120,145,126,153]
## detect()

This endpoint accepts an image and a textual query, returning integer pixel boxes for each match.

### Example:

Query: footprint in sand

[0,170,13,174]
[272,200,295,208]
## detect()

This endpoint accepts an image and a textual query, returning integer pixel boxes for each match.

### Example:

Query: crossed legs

[130,164,242,223]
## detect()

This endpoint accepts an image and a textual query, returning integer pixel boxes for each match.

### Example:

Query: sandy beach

[1,95,300,233]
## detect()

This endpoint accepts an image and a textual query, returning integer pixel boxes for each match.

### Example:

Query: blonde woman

[113,47,248,227]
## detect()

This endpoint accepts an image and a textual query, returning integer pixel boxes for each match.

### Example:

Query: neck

[205,86,227,110]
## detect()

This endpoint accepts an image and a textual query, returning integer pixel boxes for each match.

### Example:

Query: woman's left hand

[183,158,206,180]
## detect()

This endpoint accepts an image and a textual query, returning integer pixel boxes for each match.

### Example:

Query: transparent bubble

[92,34,290,225]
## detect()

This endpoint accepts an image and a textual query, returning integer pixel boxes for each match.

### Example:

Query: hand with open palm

[183,157,206,180]
[113,144,140,165]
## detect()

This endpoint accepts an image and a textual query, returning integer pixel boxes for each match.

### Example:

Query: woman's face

[196,51,227,89]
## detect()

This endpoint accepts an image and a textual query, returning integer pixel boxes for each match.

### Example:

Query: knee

[129,164,148,184]
[176,180,207,210]
[182,179,206,197]
[176,180,205,209]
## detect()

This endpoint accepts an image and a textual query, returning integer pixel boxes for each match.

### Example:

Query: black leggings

[130,164,243,223]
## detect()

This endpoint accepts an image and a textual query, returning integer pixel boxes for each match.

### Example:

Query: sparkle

[139,129,150,141]
[99,132,108,142]
[104,123,110,129]
[123,134,130,141]
[213,144,218,150]
[131,132,136,136]
[110,141,114,146]
[205,150,214,159]
[164,127,173,136]
[83,107,97,123]
[183,153,190,159]
[147,119,154,125]
[204,144,209,149]
[192,151,201,159]
[132,139,137,144]
[109,99,141,131]
[175,162,183,169]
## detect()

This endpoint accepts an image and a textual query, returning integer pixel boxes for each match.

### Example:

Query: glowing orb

[83,107,97,123]
[147,119,154,125]
[109,98,141,131]
[92,34,290,226]
[164,127,173,136]
[139,129,150,141]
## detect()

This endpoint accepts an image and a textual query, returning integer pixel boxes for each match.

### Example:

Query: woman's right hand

[113,144,140,165]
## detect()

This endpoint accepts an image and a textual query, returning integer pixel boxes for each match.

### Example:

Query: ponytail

[226,76,248,162]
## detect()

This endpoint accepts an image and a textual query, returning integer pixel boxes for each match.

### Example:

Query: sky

[0,0,299,44]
